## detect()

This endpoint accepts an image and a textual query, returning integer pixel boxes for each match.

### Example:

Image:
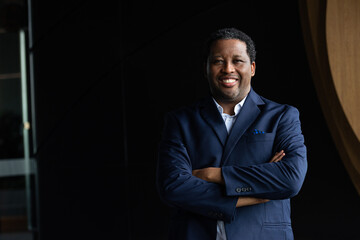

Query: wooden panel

[299,0,360,195]
[327,0,360,142]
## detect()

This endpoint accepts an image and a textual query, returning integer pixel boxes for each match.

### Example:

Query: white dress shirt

[213,97,247,240]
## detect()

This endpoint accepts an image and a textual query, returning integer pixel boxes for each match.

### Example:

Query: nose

[221,62,235,73]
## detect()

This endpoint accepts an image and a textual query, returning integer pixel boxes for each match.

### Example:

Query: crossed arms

[192,150,285,207]
[156,106,307,222]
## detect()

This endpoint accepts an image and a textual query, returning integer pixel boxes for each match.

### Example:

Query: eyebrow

[210,54,244,58]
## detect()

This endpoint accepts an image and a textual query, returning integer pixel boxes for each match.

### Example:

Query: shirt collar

[213,96,247,116]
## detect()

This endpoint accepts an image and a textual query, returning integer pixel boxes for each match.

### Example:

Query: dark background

[8,0,360,239]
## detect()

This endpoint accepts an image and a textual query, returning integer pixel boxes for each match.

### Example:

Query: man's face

[206,39,255,104]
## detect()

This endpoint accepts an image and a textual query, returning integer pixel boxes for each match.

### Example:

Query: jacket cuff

[211,196,237,222]
[222,166,253,196]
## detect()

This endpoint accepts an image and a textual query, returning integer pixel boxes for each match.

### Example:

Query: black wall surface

[29,1,360,239]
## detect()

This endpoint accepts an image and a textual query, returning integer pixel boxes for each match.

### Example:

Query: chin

[212,89,241,102]
[223,92,241,100]
[218,95,239,103]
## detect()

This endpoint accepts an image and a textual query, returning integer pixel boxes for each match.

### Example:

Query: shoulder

[258,94,300,116]
[250,91,301,124]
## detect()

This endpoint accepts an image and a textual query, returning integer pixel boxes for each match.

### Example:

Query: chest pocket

[229,132,276,166]
[246,132,275,143]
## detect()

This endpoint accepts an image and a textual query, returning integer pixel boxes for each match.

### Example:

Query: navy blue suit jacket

[157,89,307,240]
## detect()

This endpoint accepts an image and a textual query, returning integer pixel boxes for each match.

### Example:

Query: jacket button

[235,187,242,193]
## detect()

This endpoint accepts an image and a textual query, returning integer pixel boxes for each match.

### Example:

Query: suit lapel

[200,97,228,146]
[221,90,264,164]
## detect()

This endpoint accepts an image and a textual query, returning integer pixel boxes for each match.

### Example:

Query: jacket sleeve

[222,106,307,200]
[156,112,238,222]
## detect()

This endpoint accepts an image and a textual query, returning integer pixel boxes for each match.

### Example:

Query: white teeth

[222,79,236,83]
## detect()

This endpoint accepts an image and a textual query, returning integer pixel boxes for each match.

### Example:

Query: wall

[29,0,360,239]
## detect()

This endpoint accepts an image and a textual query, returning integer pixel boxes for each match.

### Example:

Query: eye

[233,59,244,63]
[212,59,224,64]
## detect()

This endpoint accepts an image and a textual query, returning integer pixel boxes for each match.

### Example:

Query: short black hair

[203,27,256,63]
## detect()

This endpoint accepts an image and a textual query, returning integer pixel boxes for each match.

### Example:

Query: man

[156,28,307,240]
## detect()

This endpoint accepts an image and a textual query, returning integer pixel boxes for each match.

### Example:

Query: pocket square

[252,129,265,135]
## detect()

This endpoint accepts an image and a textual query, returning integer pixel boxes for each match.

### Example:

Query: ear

[251,61,256,77]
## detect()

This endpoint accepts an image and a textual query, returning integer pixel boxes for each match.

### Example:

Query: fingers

[272,150,285,162]
[269,150,285,163]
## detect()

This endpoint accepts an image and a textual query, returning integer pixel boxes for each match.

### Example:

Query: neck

[220,102,236,115]
[214,94,248,115]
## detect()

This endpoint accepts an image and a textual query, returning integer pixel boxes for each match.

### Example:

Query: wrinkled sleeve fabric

[156,112,237,222]
[222,106,307,199]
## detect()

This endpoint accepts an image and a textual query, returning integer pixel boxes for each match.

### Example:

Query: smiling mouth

[218,77,238,87]
[222,79,237,83]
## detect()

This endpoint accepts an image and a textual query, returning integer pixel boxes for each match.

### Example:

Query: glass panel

[0,31,34,240]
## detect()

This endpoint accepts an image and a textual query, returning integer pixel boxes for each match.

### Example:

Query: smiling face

[206,39,255,104]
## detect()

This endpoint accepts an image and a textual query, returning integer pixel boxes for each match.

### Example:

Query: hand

[192,167,224,184]
[269,150,285,163]
[236,196,269,207]
[234,150,285,207]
